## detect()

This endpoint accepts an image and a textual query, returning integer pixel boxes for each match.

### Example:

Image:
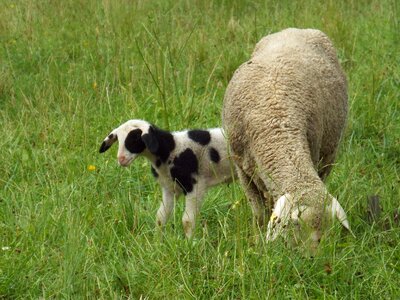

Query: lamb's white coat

[100,119,234,238]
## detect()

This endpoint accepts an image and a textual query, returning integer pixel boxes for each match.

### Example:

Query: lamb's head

[266,193,352,251]
[99,119,158,167]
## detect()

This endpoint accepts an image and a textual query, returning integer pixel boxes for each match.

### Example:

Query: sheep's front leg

[236,167,267,227]
[182,184,206,239]
[156,188,175,231]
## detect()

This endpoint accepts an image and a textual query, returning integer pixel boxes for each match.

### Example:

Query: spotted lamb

[99,119,234,238]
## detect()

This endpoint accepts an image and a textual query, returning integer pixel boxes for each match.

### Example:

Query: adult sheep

[222,28,352,249]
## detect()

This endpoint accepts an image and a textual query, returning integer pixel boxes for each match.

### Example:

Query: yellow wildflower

[87,165,96,171]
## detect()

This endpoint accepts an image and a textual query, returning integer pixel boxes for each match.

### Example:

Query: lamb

[99,119,234,238]
[222,28,352,249]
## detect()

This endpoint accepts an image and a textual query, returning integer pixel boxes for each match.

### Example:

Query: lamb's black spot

[151,166,159,178]
[209,147,220,163]
[188,130,211,145]
[125,129,146,154]
[156,159,162,167]
[170,148,198,195]
[141,125,175,162]
[168,160,172,165]
[108,133,116,140]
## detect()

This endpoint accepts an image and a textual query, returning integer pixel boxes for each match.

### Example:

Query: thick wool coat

[222,28,348,229]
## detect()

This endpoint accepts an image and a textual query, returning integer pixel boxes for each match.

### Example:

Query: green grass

[1,0,399,298]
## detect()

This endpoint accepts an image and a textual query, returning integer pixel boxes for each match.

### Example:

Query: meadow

[1,0,399,298]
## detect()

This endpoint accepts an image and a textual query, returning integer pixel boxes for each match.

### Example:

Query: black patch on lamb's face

[170,148,198,195]
[188,130,211,145]
[125,129,146,154]
[141,125,175,162]
[209,147,220,163]
[151,165,159,178]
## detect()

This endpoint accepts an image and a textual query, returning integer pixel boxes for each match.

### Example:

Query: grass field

[1,0,399,298]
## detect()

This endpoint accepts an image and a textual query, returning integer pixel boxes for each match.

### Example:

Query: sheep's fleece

[99,119,233,238]
[222,28,352,248]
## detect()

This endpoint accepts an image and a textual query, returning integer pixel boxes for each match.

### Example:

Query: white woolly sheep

[222,28,352,250]
[99,119,234,238]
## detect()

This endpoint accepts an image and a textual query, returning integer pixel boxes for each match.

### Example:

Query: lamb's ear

[141,126,159,154]
[330,197,355,237]
[99,133,118,153]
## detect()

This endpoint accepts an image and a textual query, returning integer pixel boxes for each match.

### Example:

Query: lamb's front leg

[156,187,175,231]
[182,183,206,239]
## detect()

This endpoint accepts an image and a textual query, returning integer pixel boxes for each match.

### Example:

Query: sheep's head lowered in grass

[266,193,353,250]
